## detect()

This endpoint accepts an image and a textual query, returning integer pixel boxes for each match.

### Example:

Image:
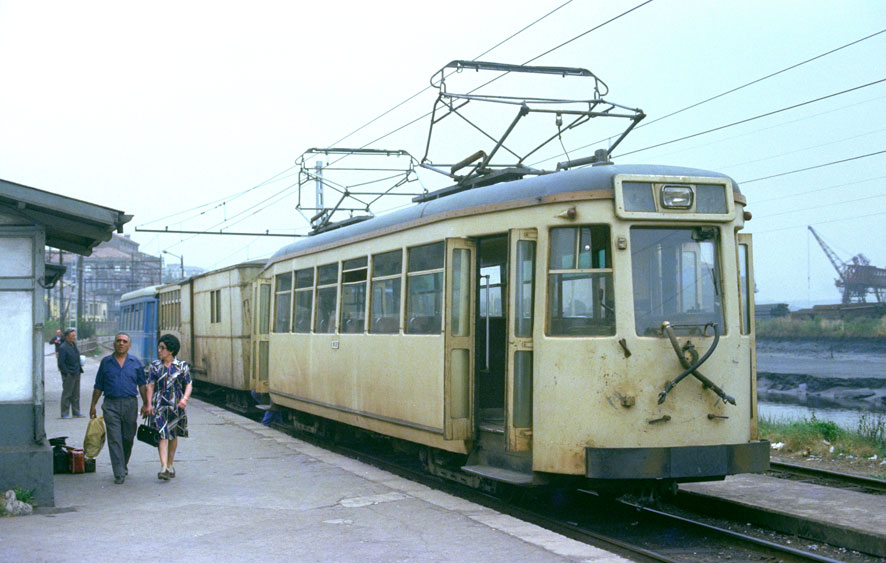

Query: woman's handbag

[137,419,161,447]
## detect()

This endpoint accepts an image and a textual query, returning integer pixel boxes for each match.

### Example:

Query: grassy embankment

[756,315,886,338]
[759,413,886,477]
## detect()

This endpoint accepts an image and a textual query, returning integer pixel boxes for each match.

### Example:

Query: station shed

[0,178,130,506]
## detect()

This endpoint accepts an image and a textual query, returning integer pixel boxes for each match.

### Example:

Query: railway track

[201,392,876,561]
[769,460,886,495]
[273,424,857,561]
[330,439,855,562]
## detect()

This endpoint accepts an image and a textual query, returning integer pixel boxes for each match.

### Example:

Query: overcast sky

[1,1,884,307]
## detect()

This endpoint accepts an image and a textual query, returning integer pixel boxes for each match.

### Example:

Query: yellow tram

[251,163,769,488]
[149,61,769,490]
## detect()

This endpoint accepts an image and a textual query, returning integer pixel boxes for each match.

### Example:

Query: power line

[752,209,886,235]
[753,192,886,220]
[139,165,298,228]
[326,1,575,149]
[739,149,886,184]
[149,3,584,239]
[229,2,658,232]
[753,175,886,204]
[716,123,886,171]
[637,28,886,132]
[346,0,657,157]
[535,27,886,166]
[615,78,886,158]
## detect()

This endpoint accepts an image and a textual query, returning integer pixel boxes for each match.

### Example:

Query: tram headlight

[660,185,693,209]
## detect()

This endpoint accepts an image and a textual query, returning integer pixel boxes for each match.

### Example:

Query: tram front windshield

[631,227,723,336]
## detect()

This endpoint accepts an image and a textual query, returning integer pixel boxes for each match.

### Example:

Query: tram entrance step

[461,464,535,485]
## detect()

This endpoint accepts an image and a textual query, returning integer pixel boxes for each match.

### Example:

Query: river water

[758,401,884,430]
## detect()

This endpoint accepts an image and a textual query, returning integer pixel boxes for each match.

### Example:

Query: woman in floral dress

[145,333,193,480]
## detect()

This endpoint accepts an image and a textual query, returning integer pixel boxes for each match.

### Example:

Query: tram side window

[293,268,314,333]
[274,272,292,333]
[406,242,444,334]
[370,250,402,334]
[315,263,339,333]
[547,225,615,336]
[340,257,367,334]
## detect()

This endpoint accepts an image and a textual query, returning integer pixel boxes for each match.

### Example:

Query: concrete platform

[681,474,886,557]
[0,346,625,562]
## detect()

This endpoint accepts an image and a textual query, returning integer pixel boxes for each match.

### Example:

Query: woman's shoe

[158,469,171,480]
[167,467,175,478]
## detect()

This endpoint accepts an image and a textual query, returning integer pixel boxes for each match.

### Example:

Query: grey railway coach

[158,261,264,412]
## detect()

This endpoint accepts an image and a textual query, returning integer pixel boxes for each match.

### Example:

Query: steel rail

[769,460,886,494]
[617,498,844,563]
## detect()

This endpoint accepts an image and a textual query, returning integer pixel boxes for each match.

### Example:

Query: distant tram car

[246,163,769,491]
[118,285,160,365]
[157,261,264,412]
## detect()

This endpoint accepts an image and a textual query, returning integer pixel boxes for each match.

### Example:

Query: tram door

[476,235,508,432]
[506,229,536,452]
[474,231,536,452]
[738,233,757,436]
[444,239,475,440]
[253,281,272,394]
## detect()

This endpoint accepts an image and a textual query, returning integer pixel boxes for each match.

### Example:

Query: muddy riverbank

[757,337,886,412]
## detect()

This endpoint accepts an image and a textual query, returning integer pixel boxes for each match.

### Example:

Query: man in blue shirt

[89,333,147,484]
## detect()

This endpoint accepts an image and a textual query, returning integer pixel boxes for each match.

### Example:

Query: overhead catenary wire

[753,192,886,221]
[714,122,886,171]
[149,1,589,240]
[139,165,299,228]
[739,149,886,184]
[614,78,886,159]
[325,0,576,149]
[332,0,658,162]
[214,0,657,238]
[752,209,886,235]
[752,175,886,205]
[532,27,886,167]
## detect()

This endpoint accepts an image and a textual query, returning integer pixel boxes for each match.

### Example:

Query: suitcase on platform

[66,447,86,474]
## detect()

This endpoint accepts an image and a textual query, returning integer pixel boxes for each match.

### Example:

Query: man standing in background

[57,328,84,418]
[49,329,63,356]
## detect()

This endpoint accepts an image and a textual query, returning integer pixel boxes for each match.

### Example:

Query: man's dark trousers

[61,373,81,417]
[102,396,138,479]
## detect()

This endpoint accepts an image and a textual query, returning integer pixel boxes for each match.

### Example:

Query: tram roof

[120,285,161,302]
[268,164,739,265]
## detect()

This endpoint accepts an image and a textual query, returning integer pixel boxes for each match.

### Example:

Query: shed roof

[0,178,132,255]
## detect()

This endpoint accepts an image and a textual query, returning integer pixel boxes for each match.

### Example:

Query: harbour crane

[808,226,886,304]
